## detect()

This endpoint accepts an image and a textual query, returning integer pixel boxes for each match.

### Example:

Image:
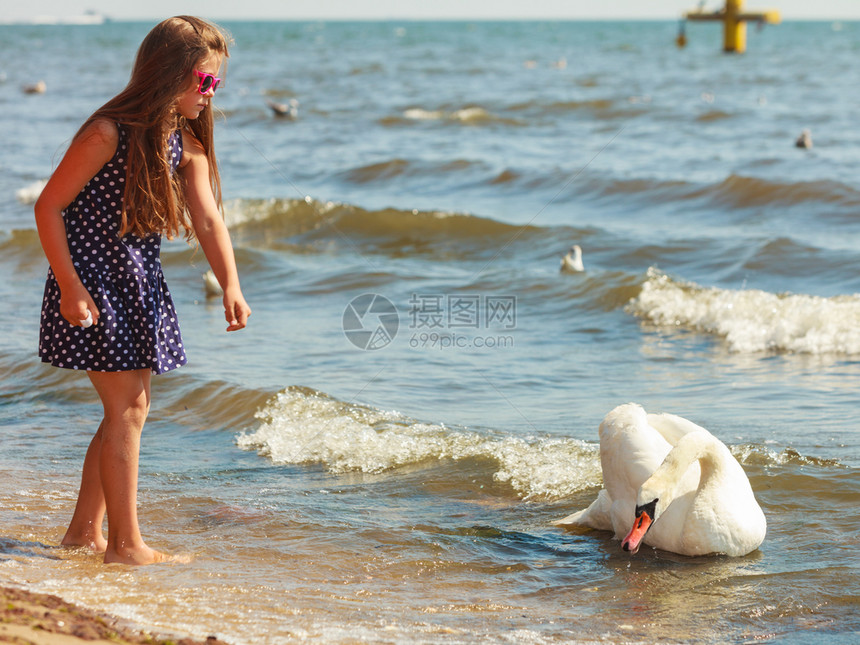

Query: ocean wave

[695,174,860,209]
[15,179,48,205]
[508,98,612,113]
[381,105,523,127]
[696,109,734,123]
[507,97,648,120]
[223,197,540,247]
[236,386,602,501]
[337,158,569,193]
[160,378,275,430]
[578,176,691,203]
[342,158,411,183]
[380,97,646,129]
[340,158,483,184]
[235,387,842,504]
[732,444,842,468]
[0,228,41,254]
[0,229,50,277]
[575,173,860,212]
[627,267,860,354]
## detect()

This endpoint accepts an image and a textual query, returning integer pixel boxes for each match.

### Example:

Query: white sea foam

[15,179,47,205]
[628,267,860,354]
[403,108,445,121]
[452,106,492,122]
[221,196,342,229]
[404,106,493,123]
[236,387,601,501]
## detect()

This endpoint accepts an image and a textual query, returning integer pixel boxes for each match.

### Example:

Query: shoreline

[0,584,229,645]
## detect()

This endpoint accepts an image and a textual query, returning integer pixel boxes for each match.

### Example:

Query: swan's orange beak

[621,510,652,554]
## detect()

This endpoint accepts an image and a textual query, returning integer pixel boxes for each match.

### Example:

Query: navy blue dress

[39,124,187,374]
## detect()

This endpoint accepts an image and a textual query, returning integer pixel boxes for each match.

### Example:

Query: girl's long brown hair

[76,16,231,240]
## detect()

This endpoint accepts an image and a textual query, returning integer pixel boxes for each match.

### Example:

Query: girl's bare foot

[61,531,107,553]
[104,543,169,565]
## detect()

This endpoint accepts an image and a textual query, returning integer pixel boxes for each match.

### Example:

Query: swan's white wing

[552,489,613,530]
[646,412,711,447]
[600,404,672,503]
[553,404,667,531]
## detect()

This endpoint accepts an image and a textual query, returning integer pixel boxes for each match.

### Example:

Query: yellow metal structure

[683,0,780,53]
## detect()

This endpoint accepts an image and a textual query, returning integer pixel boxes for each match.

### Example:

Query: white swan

[553,403,766,557]
[560,244,584,273]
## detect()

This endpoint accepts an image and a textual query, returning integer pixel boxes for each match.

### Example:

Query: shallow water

[1,19,859,644]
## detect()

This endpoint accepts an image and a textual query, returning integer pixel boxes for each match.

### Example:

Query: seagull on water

[795,129,812,149]
[266,98,299,119]
[560,244,585,273]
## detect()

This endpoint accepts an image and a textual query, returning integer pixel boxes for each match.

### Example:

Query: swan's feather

[552,489,613,530]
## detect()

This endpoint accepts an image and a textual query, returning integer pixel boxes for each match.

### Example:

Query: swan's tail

[552,489,613,530]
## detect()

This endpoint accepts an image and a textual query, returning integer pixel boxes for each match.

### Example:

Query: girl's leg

[61,420,108,551]
[85,368,166,564]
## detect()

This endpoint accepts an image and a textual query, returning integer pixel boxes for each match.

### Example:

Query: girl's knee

[125,394,150,428]
[90,372,151,429]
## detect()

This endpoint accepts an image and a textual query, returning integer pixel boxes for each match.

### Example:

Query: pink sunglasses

[194,70,221,95]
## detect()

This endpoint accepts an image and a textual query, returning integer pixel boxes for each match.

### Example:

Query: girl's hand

[35,120,114,331]
[223,288,251,331]
[59,282,100,328]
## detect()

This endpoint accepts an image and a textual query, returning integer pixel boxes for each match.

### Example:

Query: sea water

[0,19,858,644]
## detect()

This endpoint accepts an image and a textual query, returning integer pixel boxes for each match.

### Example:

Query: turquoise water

[1,19,859,644]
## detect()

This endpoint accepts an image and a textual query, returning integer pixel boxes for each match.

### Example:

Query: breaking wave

[236,386,601,501]
[628,268,860,354]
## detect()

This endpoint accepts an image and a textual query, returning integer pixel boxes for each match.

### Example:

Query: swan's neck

[643,430,726,509]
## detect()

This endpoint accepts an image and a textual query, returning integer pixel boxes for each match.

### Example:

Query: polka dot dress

[39,124,187,375]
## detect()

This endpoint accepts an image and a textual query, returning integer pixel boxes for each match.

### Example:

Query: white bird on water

[266,98,299,119]
[553,403,767,557]
[23,80,46,94]
[560,244,584,273]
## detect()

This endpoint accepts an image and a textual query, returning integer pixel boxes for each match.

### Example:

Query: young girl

[34,16,251,565]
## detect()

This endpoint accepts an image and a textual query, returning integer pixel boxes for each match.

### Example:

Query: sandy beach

[0,585,228,645]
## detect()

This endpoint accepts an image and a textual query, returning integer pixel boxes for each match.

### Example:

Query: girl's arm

[180,132,251,331]
[34,119,117,327]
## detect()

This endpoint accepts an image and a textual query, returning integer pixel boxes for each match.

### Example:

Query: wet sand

[0,585,228,645]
